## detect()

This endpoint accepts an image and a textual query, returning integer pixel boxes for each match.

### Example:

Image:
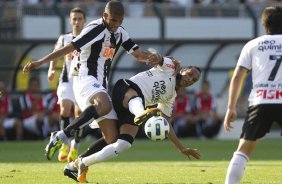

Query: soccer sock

[225,151,249,184]
[73,128,82,146]
[57,130,70,146]
[71,139,80,149]
[128,97,144,116]
[64,105,99,137]
[79,138,108,157]
[82,139,131,167]
[60,116,70,130]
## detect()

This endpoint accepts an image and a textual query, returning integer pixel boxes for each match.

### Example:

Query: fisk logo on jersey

[256,89,282,99]
[151,80,166,102]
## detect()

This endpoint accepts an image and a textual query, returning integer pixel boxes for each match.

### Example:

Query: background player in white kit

[23,0,163,162]
[70,56,201,183]
[47,8,86,163]
[224,6,282,184]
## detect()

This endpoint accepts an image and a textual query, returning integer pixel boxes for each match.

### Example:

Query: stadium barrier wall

[22,16,264,39]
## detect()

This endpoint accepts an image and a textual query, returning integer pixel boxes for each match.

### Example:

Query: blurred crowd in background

[0,76,64,141]
[0,76,100,141]
[1,0,282,5]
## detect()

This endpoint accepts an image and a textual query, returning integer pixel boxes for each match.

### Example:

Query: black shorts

[112,79,145,127]
[240,104,282,141]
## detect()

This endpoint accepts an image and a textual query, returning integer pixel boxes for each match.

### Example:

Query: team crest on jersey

[93,83,100,88]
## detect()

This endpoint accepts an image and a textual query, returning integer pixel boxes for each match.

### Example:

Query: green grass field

[0,138,281,184]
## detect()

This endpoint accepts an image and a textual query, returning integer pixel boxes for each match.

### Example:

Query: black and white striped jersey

[71,18,139,89]
[54,33,75,83]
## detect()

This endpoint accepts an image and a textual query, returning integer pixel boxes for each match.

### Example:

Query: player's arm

[224,65,248,131]
[48,36,64,82]
[23,43,75,73]
[48,59,59,82]
[131,48,163,66]
[161,112,201,160]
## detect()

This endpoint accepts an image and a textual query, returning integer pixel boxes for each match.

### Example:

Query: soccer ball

[144,116,170,141]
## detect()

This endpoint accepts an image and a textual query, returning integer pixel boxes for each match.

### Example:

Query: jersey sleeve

[157,57,176,74]
[237,41,252,70]
[72,24,105,52]
[54,35,64,51]
[120,28,139,54]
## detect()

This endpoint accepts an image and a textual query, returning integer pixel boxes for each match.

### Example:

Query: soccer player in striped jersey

[22,0,163,163]
[68,56,201,183]
[224,6,282,184]
[47,7,86,163]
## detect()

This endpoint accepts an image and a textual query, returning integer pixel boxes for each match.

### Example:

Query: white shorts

[73,75,117,127]
[3,118,17,129]
[57,78,76,103]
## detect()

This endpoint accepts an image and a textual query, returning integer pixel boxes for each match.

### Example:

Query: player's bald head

[105,0,124,17]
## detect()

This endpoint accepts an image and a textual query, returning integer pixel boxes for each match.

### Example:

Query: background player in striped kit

[22,0,163,163]
[68,56,201,183]
[224,6,282,184]
[47,8,86,163]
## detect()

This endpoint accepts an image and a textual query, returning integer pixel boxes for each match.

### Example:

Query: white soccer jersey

[54,33,75,83]
[71,18,139,89]
[237,34,282,106]
[130,57,177,117]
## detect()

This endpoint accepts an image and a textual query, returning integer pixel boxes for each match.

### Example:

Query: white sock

[57,130,70,146]
[82,139,131,167]
[128,97,144,116]
[71,139,80,149]
[225,151,249,184]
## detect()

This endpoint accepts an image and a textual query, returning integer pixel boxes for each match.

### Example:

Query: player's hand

[47,69,55,82]
[166,56,181,77]
[224,108,237,132]
[23,61,42,73]
[181,148,201,160]
[146,48,163,66]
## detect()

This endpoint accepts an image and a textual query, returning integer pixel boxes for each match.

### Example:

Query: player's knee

[90,92,112,116]
[93,100,112,116]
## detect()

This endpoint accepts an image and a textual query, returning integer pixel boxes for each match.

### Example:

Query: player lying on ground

[64,56,201,183]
